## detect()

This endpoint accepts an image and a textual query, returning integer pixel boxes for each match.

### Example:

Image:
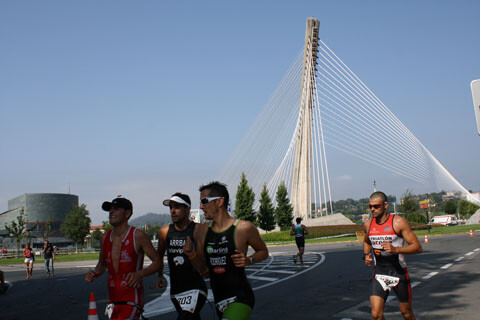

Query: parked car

[429,215,458,226]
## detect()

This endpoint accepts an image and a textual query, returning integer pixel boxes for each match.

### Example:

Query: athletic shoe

[293,255,297,264]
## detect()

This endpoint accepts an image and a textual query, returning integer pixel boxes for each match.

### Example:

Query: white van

[429,215,458,226]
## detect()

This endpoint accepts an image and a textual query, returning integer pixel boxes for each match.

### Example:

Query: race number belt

[375,274,400,291]
[216,296,237,313]
[172,289,207,313]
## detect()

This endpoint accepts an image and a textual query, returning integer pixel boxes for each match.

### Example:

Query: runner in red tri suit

[86,197,161,320]
[363,191,422,320]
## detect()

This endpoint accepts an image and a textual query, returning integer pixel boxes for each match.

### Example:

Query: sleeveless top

[24,248,33,258]
[204,220,254,308]
[166,222,207,295]
[294,224,304,238]
[368,214,407,275]
[103,226,144,307]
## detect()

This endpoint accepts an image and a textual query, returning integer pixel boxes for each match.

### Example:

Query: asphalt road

[1,233,478,319]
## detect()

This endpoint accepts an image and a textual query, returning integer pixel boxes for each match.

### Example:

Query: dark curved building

[0,193,79,248]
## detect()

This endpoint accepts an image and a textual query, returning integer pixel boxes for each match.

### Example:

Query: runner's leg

[299,247,305,265]
[45,258,50,276]
[370,295,386,320]
[398,302,415,320]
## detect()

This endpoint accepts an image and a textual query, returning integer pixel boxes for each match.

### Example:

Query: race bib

[173,289,204,313]
[105,303,114,319]
[375,274,400,291]
[216,296,237,313]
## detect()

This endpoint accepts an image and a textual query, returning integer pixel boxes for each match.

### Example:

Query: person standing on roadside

[290,217,308,266]
[41,240,55,278]
[23,243,34,280]
[1,246,7,260]
[363,191,422,320]
[85,197,161,320]
[157,192,207,319]
[184,181,269,320]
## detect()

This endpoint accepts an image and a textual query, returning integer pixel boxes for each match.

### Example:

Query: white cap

[162,195,191,207]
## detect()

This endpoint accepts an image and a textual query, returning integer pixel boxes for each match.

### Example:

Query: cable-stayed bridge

[219,17,480,220]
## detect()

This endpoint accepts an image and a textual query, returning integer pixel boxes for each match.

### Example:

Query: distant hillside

[130,212,171,227]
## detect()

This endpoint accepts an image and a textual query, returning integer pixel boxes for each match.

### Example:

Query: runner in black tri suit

[183,181,269,320]
[363,191,422,320]
[157,193,207,320]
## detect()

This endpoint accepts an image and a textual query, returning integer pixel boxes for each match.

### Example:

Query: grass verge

[0,253,99,265]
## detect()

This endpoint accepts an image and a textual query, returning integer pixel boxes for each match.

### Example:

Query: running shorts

[295,237,305,249]
[110,304,142,320]
[171,291,207,320]
[371,272,412,303]
[218,302,252,320]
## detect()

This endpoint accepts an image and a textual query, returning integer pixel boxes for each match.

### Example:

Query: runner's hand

[382,241,397,253]
[183,236,195,258]
[85,269,101,282]
[231,249,248,268]
[364,253,373,267]
[126,271,143,288]
[156,275,167,288]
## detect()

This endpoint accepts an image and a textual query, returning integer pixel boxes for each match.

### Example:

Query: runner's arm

[85,234,107,282]
[156,226,168,288]
[183,224,209,277]
[383,216,422,255]
[290,224,295,236]
[137,229,162,278]
[243,221,269,266]
[363,220,373,266]
[303,225,309,235]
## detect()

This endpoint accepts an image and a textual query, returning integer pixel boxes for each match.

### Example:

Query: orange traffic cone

[424,234,429,243]
[88,292,99,320]
[470,230,473,237]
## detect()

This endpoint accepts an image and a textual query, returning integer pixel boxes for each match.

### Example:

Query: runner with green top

[183,181,269,320]
[290,217,308,266]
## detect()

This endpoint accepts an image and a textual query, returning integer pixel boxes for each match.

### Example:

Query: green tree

[399,189,417,215]
[257,184,276,232]
[444,200,457,215]
[234,172,256,223]
[61,204,91,253]
[405,212,427,224]
[467,202,480,217]
[275,182,294,231]
[102,220,113,232]
[91,228,102,248]
[458,200,469,218]
[145,225,161,240]
[4,209,35,257]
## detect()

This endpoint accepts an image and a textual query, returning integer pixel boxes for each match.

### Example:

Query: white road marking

[454,256,465,262]
[465,251,474,256]
[259,269,296,274]
[440,263,453,269]
[75,265,97,268]
[474,248,479,252]
[248,275,279,281]
[143,253,325,318]
[422,272,438,280]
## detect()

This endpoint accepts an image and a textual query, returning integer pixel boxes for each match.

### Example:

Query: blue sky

[1,1,479,224]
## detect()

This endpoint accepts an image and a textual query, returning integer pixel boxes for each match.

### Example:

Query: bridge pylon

[291,17,320,221]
